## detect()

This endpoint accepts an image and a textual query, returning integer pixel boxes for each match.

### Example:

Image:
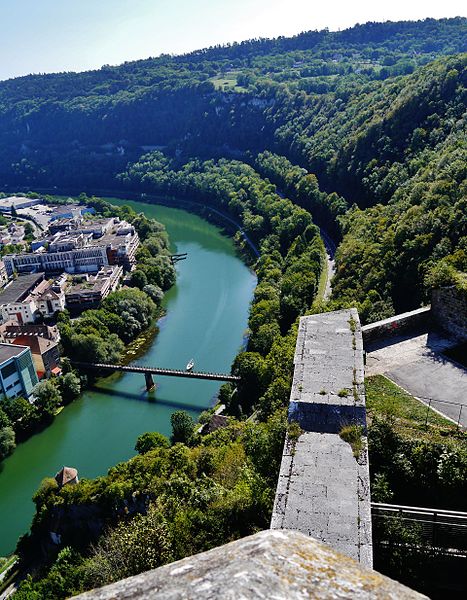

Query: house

[0,323,61,378]
[0,274,66,324]
[0,273,45,324]
[0,342,38,399]
[33,285,66,318]
[200,414,229,435]
[55,466,79,487]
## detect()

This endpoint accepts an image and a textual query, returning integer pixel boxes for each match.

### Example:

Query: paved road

[319,228,336,300]
[366,332,467,428]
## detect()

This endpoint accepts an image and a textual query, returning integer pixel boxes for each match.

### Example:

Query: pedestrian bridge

[72,361,240,391]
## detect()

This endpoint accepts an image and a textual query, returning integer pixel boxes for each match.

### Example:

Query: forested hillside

[0,18,465,317]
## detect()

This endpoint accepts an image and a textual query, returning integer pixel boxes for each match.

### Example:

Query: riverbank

[0,200,175,467]
[0,202,256,556]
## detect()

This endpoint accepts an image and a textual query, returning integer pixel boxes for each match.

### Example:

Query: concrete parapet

[271,309,373,567]
[74,530,426,600]
[361,306,431,345]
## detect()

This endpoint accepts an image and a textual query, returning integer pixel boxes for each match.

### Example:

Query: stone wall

[361,306,431,345]
[431,286,467,342]
[74,530,426,600]
[271,309,373,567]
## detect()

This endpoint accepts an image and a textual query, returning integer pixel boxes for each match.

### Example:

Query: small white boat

[186,358,195,371]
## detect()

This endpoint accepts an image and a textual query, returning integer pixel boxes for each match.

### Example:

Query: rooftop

[0,196,41,209]
[55,466,78,487]
[66,266,122,296]
[11,335,59,356]
[0,342,29,363]
[0,273,45,304]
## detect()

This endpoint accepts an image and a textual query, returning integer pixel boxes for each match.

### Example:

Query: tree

[33,380,62,418]
[0,426,16,460]
[170,411,195,445]
[0,406,11,429]
[142,284,164,304]
[81,505,173,588]
[129,270,148,290]
[232,352,268,408]
[59,372,81,404]
[1,396,40,437]
[135,431,170,454]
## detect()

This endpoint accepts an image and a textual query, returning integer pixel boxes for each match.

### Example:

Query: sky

[0,0,465,81]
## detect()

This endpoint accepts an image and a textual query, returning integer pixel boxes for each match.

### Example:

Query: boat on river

[186,358,195,371]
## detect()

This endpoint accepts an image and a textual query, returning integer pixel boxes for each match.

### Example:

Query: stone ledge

[361,306,431,345]
[73,529,427,600]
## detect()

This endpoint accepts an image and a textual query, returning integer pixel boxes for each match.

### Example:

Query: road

[319,228,336,300]
[366,331,467,428]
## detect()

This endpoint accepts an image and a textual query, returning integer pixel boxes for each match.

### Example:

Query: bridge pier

[144,372,155,392]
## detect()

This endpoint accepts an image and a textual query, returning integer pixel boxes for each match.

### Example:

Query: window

[1,362,17,379]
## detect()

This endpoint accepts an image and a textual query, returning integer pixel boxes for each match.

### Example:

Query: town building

[0,323,61,379]
[48,204,94,221]
[0,273,45,324]
[0,260,7,287]
[3,218,139,276]
[0,196,42,213]
[48,217,82,236]
[65,265,123,311]
[0,224,26,246]
[0,342,39,398]
[0,273,66,324]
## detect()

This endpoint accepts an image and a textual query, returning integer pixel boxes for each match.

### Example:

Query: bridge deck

[72,362,240,382]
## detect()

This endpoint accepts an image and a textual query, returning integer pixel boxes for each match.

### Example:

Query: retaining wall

[361,306,431,345]
[432,286,467,343]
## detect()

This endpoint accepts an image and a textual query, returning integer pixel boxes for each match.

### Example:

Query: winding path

[319,228,336,300]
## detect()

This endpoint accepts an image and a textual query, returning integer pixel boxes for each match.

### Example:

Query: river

[0,200,256,556]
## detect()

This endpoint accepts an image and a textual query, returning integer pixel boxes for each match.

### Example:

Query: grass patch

[337,388,349,397]
[287,420,303,442]
[209,71,247,92]
[316,252,328,300]
[366,375,465,446]
[339,424,364,458]
[0,555,16,577]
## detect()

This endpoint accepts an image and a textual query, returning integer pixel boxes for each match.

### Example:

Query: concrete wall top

[74,530,426,600]
[361,306,431,345]
[271,309,373,567]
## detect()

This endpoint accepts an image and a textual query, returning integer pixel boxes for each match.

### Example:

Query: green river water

[0,200,256,556]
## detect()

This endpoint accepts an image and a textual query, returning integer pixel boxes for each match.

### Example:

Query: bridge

[72,361,240,391]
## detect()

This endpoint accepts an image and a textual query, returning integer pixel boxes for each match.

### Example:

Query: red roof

[55,466,78,487]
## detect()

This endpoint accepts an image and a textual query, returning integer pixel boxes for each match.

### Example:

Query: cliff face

[34,494,150,557]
